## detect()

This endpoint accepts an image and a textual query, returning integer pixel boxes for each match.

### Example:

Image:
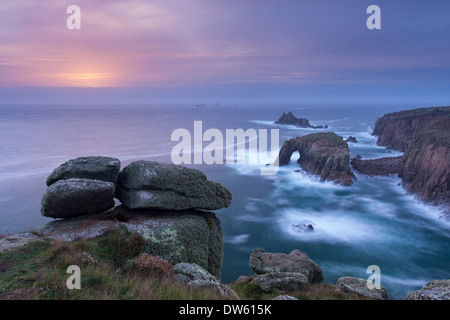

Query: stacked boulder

[41,156,120,218]
[248,248,324,293]
[41,157,231,217]
[115,160,232,211]
[39,156,232,279]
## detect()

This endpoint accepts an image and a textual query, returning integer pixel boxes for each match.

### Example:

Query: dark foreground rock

[406,280,450,300]
[249,248,323,284]
[46,156,121,186]
[39,206,223,278]
[351,156,402,176]
[276,132,355,185]
[336,277,388,300]
[250,272,309,293]
[274,112,328,129]
[116,160,232,211]
[174,263,239,299]
[41,178,116,218]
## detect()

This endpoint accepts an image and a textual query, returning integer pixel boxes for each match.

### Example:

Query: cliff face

[373,107,450,152]
[277,132,354,185]
[372,107,450,205]
[399,116,449,205]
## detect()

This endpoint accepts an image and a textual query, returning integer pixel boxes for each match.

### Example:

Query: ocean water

[0,103,449,300]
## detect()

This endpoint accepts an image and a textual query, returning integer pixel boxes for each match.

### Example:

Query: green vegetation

[294,132,344,145]
[229,277,373,300]
[1,228,376,300]
[0,228,222,300]
[385,106,450,120]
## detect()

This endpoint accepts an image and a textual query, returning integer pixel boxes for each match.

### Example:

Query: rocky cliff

[276,132,354,185]
[372,107,449,206]
[373,107,449,152]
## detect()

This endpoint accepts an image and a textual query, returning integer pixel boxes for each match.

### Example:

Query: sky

[1,0,450,104]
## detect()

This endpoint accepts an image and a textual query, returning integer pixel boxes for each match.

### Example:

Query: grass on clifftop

[1,228,374,300]
[295,132,345,145]
[384,106,450,119]
[229,277,372,300]
[0,228,223,300]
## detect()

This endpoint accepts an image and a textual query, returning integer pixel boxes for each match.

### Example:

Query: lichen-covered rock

[336,276,388,300]
[405,280,450,300]
[0,233,43,253]
[116,161,232,211]
[39,206,223,278]
[173,263,240,299]
[250,272,309,293]
[249,248,323,284]
[276,133,354,186]
[46,156,121,186]
[41,178,116,218]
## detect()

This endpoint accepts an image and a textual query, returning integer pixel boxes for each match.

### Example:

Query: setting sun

[49,72,114,87]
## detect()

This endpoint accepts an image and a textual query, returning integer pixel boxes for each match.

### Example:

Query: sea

[0,102,449,300]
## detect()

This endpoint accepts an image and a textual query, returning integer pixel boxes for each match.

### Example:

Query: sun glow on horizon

[45,72,115,87]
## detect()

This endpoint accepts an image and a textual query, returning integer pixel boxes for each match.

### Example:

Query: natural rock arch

[276,132,354,186]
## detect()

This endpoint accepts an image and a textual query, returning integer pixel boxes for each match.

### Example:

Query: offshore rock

[345,136,358,143]
[274,111,328,129]
[116,161,232,211]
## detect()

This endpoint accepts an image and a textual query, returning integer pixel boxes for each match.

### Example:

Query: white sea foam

[276,207,387,244]
[224,234,251,244]
[237,214,273,224]
[248,120,332,131]
[357,196,397,218]
[381,274,429,288]
[315,117,353,124]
